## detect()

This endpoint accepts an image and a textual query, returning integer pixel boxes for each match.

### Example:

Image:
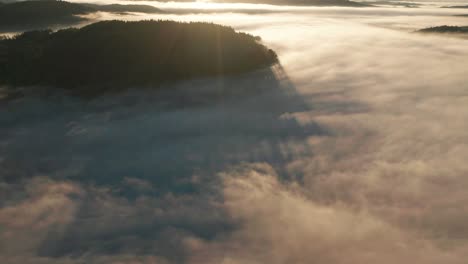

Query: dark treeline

[418,25,468,34]
[0,20,278,95]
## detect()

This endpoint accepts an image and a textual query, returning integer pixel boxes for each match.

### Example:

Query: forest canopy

[0,20,278,94]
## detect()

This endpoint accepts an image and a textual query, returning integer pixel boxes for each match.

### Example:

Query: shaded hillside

[0,20,278,95]
[0,0,92,30]
[0,0,162,31]
[417,25,468,34]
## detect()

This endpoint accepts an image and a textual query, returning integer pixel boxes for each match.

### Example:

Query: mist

[2,2,468,263]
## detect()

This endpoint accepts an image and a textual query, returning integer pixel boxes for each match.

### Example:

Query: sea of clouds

[1,2,468,263]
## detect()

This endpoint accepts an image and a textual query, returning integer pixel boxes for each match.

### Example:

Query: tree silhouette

[0,20,278,96]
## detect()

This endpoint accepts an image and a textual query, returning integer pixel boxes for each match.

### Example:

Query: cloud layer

[2,3,468,263]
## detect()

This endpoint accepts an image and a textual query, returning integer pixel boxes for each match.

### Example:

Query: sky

[1,1,468,263]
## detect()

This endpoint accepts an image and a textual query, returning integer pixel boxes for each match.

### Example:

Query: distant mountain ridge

[0,0,163,31]
[215,0,371,6]
[0,0,91,30]
[443,5,468,9]
[0,0,374,33]
[84,3,163,14]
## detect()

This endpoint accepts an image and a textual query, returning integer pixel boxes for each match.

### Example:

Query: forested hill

[0,20,278,95]
[0,0,91,29]
[418,25,468,34]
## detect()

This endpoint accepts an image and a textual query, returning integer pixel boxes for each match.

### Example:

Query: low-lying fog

[2,2,468,263]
